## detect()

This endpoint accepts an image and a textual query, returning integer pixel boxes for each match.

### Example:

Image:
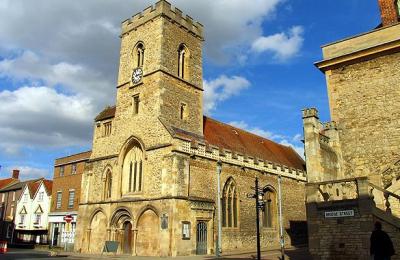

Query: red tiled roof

[43,179,53,195]
[0,178,18,189]
[203,117,305,170]
[27,181,41,198]
[95,106,116,122]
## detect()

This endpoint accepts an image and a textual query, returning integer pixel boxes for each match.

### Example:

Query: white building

[14,179,52,244]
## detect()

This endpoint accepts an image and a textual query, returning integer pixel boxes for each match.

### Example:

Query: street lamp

[216,161,222,257]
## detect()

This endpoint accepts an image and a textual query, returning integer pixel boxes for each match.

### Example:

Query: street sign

[324,210,354,218]
[64,215,73,223]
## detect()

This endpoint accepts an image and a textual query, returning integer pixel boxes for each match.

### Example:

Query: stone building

[73,0,307,256]
[49,151,91,250]
[303,0,400,259]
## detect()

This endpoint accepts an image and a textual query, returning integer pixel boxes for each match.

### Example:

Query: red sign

[64,215,73,223]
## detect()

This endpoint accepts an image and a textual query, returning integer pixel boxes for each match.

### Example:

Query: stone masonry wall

[189,156,307,251]
[326,52,400,185]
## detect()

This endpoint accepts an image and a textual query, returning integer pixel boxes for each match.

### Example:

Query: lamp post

[216,161,222,257]
[255,177,261,260]
[278,175,285,260]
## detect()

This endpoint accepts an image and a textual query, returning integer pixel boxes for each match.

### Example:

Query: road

[1,247,311,260]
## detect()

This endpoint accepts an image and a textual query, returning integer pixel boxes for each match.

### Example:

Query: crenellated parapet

[302,107,343,182]
[177,139,307,181]
[121,0,204,39]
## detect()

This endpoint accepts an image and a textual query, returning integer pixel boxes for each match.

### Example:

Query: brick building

[69,0,308,256]
[303,0,400,259]
[48,151,91,249]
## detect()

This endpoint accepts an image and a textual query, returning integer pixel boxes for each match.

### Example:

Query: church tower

[115,0,204,137]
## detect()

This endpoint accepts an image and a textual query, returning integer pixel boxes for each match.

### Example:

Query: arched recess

[102,165,113,200]
[222,177,239,228]
[118,136,146,196]
[177,43,190,80]
[88,209,107,253]
[262,185,277,229]
[136,208,160,256]
[110,207,134,255]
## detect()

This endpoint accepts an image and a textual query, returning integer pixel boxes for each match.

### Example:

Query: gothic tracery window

[222,178,238,228]
[178,44,189,79]
[122,145,144,194]
[262,188,276,228]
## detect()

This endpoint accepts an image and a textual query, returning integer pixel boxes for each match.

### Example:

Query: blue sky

[0,0,381,180]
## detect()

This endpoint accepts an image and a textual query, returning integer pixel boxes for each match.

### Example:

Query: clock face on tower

[131,67,143,84]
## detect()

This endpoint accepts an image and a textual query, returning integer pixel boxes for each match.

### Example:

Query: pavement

[1,247,311,260]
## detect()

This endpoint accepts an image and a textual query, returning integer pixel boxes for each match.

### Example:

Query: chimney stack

[12,169,20,179]
[378,0,399,26]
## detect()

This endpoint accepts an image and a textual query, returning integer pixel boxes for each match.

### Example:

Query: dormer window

[178,44,189,79]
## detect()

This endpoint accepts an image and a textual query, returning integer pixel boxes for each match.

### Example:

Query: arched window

[134,42,145,68]
[222,178,238,228]
[178,44,189,79]
[103,170,112,199]
[122,145,144,194]
[263,187,276,228]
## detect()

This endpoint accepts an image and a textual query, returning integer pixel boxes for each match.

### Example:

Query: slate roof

[95,106,116,122]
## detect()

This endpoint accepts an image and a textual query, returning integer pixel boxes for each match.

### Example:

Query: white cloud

[229,120,304,158]
[252,26,304,61]
[4,166,51,180]
[0,50,114,105]
[204,75,250,114]
[0,86,94,153]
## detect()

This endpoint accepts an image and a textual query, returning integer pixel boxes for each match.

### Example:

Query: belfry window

[222,178,238,228]
[262,187,276,228]
[135,42,145,67]
[178,44,189,79]
[103,170,112,199]
[122,144,144,194]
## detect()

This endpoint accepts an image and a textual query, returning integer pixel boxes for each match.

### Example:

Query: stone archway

[136,209,160,256]
[110,208,134,255]
[88,210,107,253]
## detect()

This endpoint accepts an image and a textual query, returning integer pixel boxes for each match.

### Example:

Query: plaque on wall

[182,221,191,240]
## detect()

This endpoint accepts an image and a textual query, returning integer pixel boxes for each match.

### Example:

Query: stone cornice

[315,38,400,72]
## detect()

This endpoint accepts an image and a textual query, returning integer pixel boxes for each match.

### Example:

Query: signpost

[63,215,73,251]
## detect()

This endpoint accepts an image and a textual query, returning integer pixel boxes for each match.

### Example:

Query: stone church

[73,0,307,256]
